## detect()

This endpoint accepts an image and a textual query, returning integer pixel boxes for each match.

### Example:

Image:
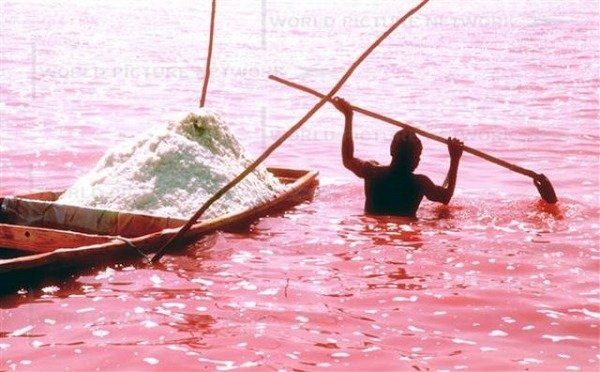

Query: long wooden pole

[151,0,431,263]
[268,75,540,178]
[199,0,216,107]
[268,75,559,205]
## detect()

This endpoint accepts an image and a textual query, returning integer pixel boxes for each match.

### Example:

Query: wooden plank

[1,197,186,237]
[267,167,309,179]
[0,224,112,253]
[16,191,62,201]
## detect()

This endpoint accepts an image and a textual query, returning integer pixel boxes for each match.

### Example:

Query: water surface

[1,0,598,370]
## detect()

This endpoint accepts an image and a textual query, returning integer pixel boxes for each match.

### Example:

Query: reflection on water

[1,185,598,370]
[338,215,423,248]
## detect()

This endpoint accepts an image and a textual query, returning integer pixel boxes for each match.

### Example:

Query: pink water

[1,0,599,370]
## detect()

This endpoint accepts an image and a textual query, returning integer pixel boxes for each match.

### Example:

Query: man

[332,97,464,218]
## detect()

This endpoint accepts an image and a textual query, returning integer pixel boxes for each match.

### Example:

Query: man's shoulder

[362,159,387,173]
[363,159,382,168]
[359,160,391,179]
[413,173,434,186]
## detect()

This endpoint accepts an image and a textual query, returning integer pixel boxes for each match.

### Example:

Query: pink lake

[1,0,599,370]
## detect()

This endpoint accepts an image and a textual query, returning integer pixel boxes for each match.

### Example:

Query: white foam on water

[57,109,283,219]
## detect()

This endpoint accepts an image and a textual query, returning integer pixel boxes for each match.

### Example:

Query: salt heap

[57,109,283,219]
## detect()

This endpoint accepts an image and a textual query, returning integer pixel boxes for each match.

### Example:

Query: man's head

[390,129,422,172]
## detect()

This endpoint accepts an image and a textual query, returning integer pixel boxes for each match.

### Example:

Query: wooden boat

[0,167,318,282]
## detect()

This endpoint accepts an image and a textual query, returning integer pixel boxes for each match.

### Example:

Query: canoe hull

[0,167,318,282]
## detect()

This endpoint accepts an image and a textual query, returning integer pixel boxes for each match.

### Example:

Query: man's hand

[447,137,464,161]
[332,97,353,117]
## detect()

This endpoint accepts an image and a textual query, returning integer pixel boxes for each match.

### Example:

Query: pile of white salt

[57,109,283,219]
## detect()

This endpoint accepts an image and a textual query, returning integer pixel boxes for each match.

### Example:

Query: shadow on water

[0,233,219,302]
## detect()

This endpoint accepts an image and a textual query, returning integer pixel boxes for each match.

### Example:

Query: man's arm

[419,138,463,204]
[332,97,372,178]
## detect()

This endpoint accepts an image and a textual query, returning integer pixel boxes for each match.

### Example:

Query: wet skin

[331,97,464,218]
